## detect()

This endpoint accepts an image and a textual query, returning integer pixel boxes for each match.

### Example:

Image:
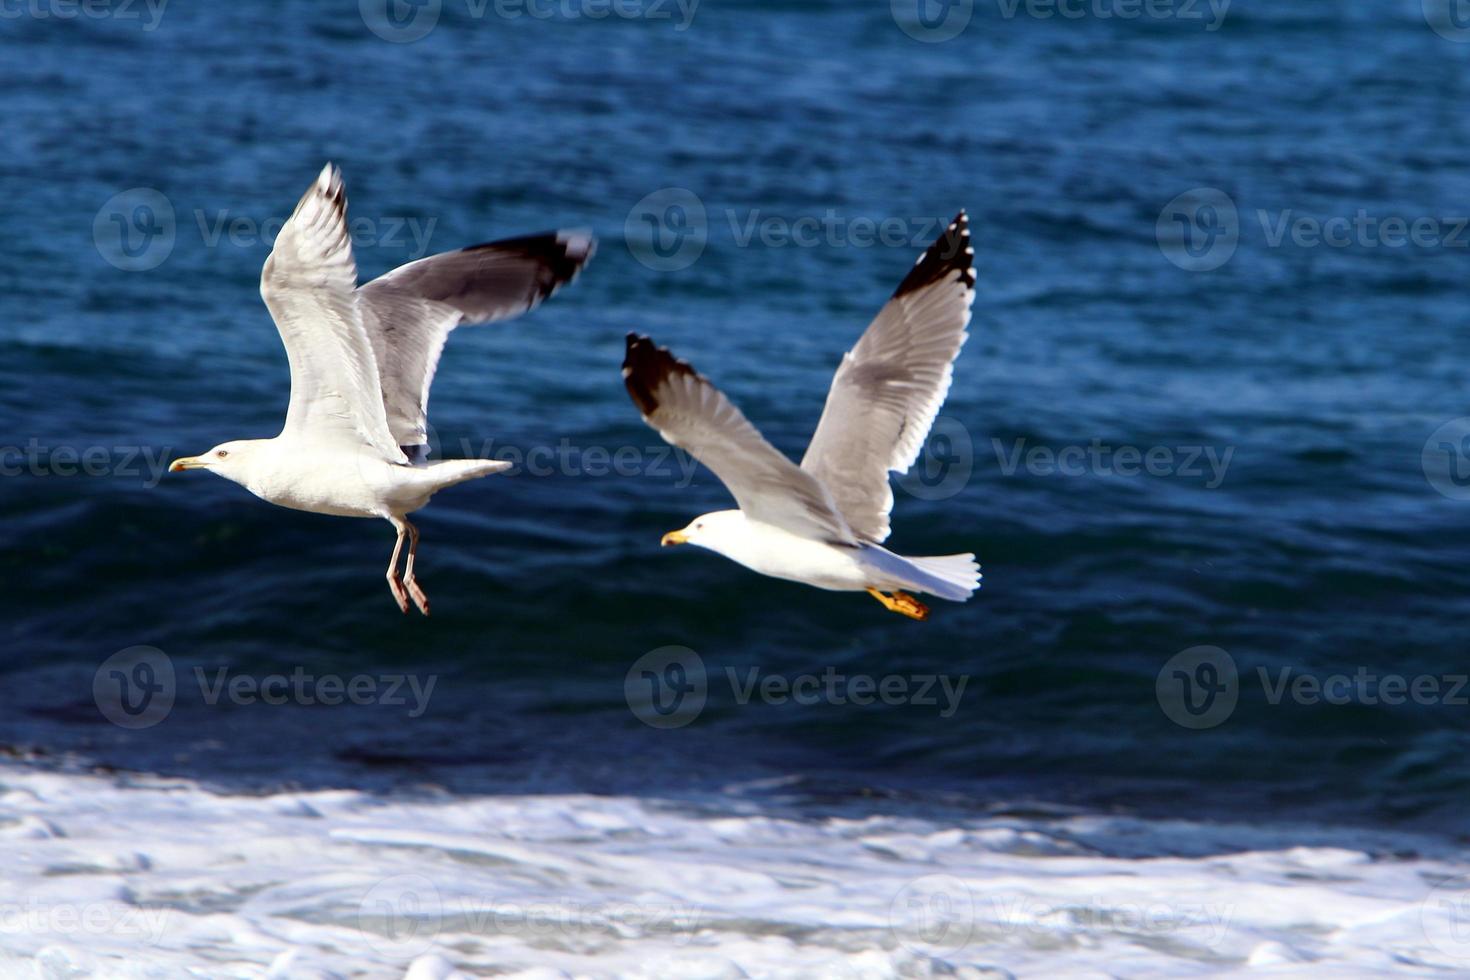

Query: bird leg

[386,519,410,614]
[401,519,430,617]
[866,587,929,621]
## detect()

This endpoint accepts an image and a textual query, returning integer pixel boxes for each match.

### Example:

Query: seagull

[622,212,979,621]
[170,163,594,615]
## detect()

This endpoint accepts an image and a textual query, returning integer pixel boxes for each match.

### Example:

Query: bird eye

[216,450,229,459]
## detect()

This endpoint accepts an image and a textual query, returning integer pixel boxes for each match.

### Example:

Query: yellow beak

[661,530,689,547]
[169,456,207,472]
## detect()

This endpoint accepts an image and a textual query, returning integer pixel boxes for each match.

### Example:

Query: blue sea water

[4,0,1470,861]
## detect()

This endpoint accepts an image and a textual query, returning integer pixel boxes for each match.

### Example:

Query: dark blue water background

[3,0,1470,833]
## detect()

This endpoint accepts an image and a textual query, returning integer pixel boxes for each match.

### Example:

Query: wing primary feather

[622,334,857,545]
[799,210,976,542]
[360,229,597,451]
[623,332,699,418]
[261,163,408,464]
[893,209,975,298]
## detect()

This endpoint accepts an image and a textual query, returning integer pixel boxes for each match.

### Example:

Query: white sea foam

[0,762,1464,978]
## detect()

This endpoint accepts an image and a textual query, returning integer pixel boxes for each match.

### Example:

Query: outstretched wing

[799,211,975,542]
[260,163,407,464]
[623,334,857,545]
[359,231,596,456]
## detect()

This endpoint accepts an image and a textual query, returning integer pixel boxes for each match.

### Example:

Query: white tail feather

[860,545,981,602]
[904,553,982,601]
[424,458,512,490]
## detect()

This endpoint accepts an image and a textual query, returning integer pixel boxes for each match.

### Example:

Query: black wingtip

[622,333,697,418]
[297,162,348,223]
[893,210,974,299]
[461,230,597,302]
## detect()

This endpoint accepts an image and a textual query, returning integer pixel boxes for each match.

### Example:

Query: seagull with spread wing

[171,164,594,615]
[623,212,979,621]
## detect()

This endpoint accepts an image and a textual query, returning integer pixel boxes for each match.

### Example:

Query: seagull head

[169,440,267,482]
[661,510,744,549]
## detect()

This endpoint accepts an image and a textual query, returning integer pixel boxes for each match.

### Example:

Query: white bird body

[624,212,981,620]
[204,438,509,519]
[681,510,873,591]
[172,164,593,614]
[671,509,974,600]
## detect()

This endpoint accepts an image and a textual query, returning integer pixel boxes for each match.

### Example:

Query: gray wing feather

[623,335,857,545]
[260,163,408,464]
[800,212,975,542]
[359,231,595,452]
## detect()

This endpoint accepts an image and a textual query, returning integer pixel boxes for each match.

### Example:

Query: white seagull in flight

[623,212,979,620]
[171,164,594,615]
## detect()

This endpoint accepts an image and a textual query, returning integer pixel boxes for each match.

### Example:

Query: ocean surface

[4,0,1470,975]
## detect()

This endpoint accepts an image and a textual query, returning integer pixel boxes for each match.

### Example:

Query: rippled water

[4,0,1470,974]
